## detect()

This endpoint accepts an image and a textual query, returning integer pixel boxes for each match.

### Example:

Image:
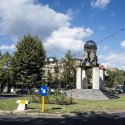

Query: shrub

[30,90,73,105]
[55,92,73,105]
[30,93,41,103]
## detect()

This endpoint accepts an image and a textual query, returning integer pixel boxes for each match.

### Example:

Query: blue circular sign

[39,85,48,96]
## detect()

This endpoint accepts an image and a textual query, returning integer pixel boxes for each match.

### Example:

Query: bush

[55,92,73,105]
[30,93,41,103]
[30,90,73,105]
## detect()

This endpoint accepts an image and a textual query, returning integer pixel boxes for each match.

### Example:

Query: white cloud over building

[91,0,111,9]
[0,0,93,56]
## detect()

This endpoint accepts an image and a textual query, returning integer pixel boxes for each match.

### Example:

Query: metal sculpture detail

[83,40,98,67]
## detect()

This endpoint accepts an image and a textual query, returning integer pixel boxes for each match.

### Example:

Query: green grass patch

[0,97,26,110]
[1,96,125,113]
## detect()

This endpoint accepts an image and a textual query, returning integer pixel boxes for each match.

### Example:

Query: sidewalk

[0,109,125,118]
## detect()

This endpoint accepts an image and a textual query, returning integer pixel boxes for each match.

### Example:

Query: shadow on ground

[0,111,125,125]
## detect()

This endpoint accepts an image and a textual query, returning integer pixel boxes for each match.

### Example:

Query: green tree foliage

[0,52,12,91]
[61,50,76,89]
[105,69,125,88]
[46,68,53,84]
[11,34,46,87]
[44,57,60,88]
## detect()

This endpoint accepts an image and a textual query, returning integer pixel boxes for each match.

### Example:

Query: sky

[0,0,125,69]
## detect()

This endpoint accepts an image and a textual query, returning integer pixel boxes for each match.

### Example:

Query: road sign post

[39,85,48,113]
[42,96,44,112]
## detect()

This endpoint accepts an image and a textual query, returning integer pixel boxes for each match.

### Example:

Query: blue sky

[0,0,125,69]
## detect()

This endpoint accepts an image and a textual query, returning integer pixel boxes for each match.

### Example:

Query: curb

[0,110,125,118]
[0,110,77,117]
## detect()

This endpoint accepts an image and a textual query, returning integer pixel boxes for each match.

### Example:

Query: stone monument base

[66,89,118,100]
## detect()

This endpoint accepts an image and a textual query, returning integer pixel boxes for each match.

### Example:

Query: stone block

[92,67,100,89]
[16,100,30,111]
[76,68,82,89]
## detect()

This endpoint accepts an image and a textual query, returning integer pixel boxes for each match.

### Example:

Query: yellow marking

[20,100,26,104]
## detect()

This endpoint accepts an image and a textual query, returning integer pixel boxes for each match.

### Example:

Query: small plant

[30,90,73,105]
[55,92,73,105]
[30,93,41,103]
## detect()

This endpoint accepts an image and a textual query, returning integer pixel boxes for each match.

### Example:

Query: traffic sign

[39,85,48,113]
[39,85,48,96]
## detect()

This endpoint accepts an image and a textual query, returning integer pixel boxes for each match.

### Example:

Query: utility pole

[0,51,1,92]
[3,58,9,93]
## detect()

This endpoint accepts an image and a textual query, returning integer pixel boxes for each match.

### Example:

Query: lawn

[1,95,125,113]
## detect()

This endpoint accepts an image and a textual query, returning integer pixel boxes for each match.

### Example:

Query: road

[0,112,125,125]
[0,94,27,100]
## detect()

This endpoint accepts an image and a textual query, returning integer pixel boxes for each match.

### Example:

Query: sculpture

[83,40,98,67]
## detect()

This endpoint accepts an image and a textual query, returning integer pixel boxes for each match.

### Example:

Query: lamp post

[3,59,9,93]
[0,52,2,92]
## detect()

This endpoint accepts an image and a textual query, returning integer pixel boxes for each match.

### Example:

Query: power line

[72,27,125,58]
[97,27,125,44]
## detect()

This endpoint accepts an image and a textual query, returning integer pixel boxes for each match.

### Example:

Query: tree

[105,69,125,88]
[0,52,12,92]
[11,34,46,87]
[61,50,76,89]
[43,57,60,88]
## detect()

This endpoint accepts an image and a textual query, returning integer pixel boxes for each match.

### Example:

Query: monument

[76,40,105,90]
[67,40,118,100]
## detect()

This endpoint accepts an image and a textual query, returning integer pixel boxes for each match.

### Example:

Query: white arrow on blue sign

[39,85,48,96]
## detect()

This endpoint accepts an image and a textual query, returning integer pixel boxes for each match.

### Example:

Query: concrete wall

[92,67,100,89]
[76,67,105,90]
[76,68,82,89]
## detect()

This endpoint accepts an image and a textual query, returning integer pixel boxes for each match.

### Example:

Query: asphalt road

[0,112,125,125]
[0,94,27,100]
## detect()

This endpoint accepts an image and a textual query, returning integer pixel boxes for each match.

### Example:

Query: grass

[1,95,125,113]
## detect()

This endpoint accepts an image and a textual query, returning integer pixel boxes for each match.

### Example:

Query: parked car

[16,88,33,95]
[114,85,125,94]
[16,89,28,95]
[25,88,33,94]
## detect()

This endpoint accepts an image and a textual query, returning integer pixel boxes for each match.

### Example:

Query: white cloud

[91,0,111,9]
[120,40,125,48]
[98,52,125,70]
[106,53,125,64]
[0,0,70,40]
[0,0,93,56]
[44,26,93,56]
[0,45,15,50]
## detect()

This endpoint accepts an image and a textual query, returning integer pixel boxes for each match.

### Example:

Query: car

[114,85,125,94]
[16,89,28,95]
[25,88,33,94]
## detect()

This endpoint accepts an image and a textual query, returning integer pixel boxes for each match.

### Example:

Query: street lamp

[3,59,9,93]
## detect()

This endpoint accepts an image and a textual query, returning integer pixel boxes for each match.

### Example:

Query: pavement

[0,110,125,125]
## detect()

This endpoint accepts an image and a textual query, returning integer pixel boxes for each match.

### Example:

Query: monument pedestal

[76,68,88,89]
[92,67,100,89]
[99,69,105,89]
[82,69,88,89]
[76,67,105,90]
[76,68,82,89]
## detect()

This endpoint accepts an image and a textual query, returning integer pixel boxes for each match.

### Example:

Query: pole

[42,96,45,112]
